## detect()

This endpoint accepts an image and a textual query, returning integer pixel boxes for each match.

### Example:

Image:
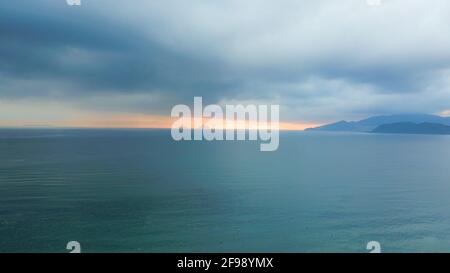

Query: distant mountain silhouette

[372,122,450,135]
[306,114,450,132]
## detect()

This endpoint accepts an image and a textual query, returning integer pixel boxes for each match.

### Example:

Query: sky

[1,0,450,129]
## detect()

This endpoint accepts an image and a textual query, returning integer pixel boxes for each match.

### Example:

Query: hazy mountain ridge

[372,122,450,135]
[306,114,450,132]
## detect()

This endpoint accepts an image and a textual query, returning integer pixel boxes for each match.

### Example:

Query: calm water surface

[1,129,450,252]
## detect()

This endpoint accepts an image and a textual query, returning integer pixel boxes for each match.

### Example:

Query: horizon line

[0,126,309,131]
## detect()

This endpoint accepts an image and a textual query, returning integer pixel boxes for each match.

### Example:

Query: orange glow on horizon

[0,113,321,131]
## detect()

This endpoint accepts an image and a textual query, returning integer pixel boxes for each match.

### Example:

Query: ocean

[1,128,450,252]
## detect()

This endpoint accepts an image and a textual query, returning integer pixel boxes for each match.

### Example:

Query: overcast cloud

[1,0,450,124]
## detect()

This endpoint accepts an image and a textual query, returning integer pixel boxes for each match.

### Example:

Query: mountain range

[373,122,450,135]
[306,114,450,135]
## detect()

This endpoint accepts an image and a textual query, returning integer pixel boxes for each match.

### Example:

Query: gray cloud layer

[2,0,450,122]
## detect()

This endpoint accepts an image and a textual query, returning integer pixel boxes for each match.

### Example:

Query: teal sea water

[1,129,450,253]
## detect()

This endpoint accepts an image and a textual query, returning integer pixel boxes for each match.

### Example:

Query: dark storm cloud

[2,0,450,121]
[0,0,237,103]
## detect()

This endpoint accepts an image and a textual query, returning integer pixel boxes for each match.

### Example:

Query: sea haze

[1,129,450,252]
